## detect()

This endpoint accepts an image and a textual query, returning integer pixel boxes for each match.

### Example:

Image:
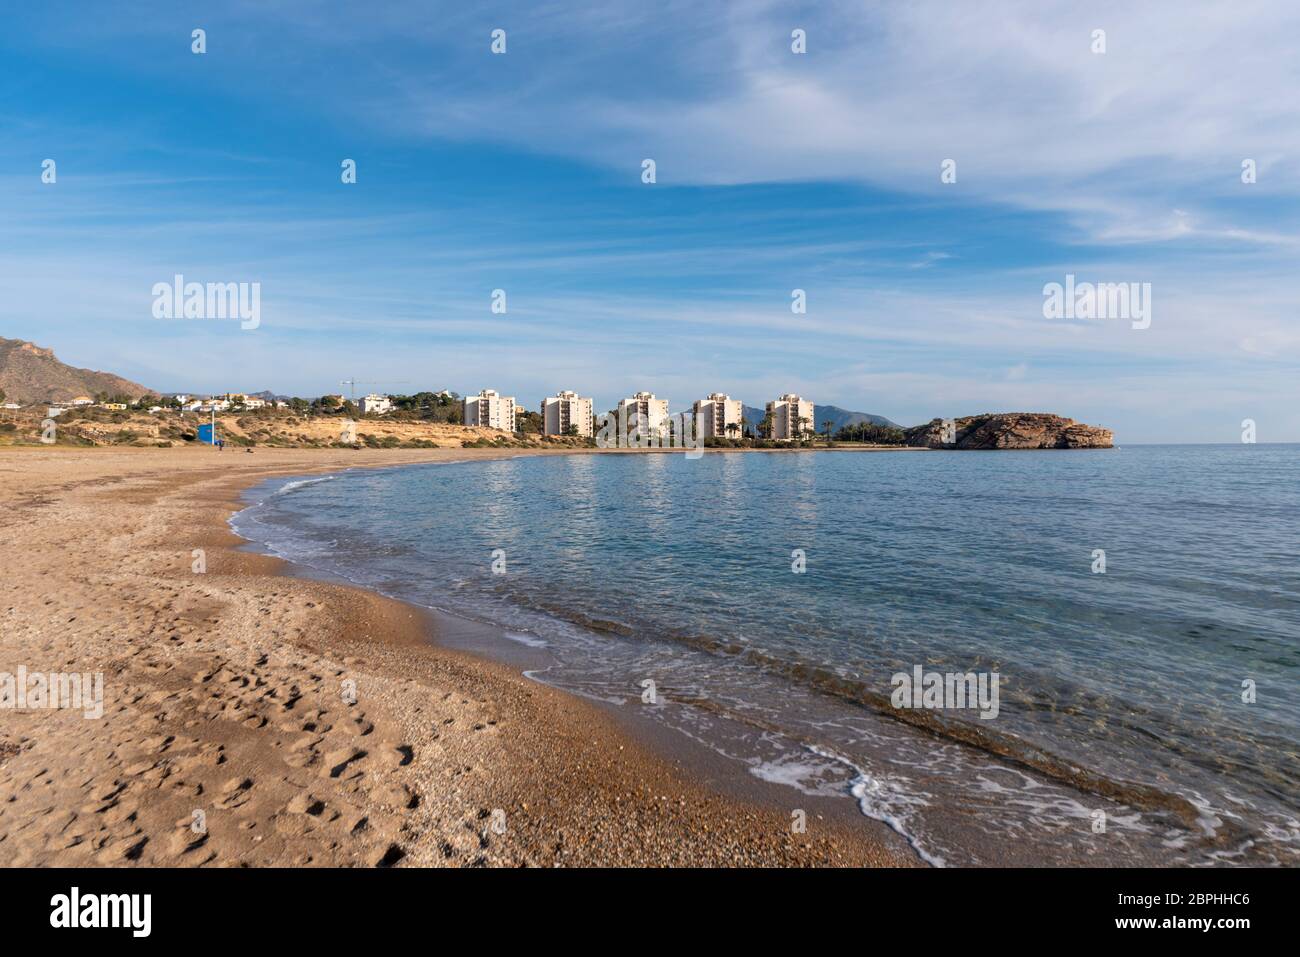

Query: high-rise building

[541,390,594,437]
[766,393,815,440]
[464,389,517,431]
[616,391,670,436]
[692,392,744,439]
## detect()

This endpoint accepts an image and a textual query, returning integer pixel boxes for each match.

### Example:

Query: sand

[0,446,909,867]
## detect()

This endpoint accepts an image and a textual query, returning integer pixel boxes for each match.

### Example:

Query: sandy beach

[0,446,909,867]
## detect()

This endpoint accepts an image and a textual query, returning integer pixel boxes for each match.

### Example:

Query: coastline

[0,446,912,867]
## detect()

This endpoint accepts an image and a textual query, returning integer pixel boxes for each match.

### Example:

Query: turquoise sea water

[232,446,1299,866]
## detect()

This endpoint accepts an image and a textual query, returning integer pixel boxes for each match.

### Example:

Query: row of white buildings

[179,391,388,414]
[178,393,285,413]
[463,389,816,441]
[8,394,261,416]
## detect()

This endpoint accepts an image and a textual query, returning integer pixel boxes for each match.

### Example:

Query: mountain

[0,337,153,404]
[818,404,902,431]
[741,403,900,434]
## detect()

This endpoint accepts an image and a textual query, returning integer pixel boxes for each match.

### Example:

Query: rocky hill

[905,413,1113,449]
[0,337,152,404]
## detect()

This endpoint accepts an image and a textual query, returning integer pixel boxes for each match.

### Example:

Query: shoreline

[0,446,912,867]
[227,450,1270,868]
[247,499,921,862]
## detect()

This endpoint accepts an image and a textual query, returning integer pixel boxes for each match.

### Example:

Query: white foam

[274,474,337,496]
[503,631,548,648]
[749,755,842,792]
[807,743,947,868]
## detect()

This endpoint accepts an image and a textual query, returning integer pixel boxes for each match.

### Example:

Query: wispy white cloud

[347,0,1300,245]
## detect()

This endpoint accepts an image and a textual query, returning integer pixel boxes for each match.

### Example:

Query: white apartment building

[766,393,815,441]
[693,392,744,439]
[541,390,593,437]
[617,391,670,436]
[464,389,517,431]
[359,393,394,415]
[185,397,230,413]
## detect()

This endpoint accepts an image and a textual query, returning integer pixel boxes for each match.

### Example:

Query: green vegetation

[387,391,462,423]
[515,410,542,435]
[702,436,814,449]
[833,422,906,445]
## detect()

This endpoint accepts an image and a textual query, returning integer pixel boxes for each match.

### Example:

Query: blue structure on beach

[197,423,216,445]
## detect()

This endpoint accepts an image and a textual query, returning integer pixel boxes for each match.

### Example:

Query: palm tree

[725,421,739,440]
[822,419,833,445]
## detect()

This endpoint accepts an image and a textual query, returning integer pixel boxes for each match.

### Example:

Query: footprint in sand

[320,747,367,780]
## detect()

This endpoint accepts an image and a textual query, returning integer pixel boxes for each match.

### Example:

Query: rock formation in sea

[904,413,1113,449]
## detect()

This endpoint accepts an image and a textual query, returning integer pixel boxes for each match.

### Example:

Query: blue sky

[2,1,1298,442]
